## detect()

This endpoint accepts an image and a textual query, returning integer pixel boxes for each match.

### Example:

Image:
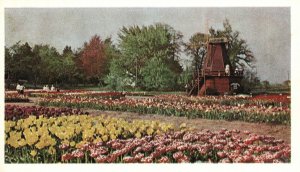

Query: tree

[60,50,78,85]
[241,69,260,93]
[111,23,183,89]
[178,66,193,90]
[32,44,61,84]
[105,57,133,90]
[62,45,73,56]
[184,33,209,71]
[5,42,35,83]
[141,56,176,91]
[5,46,13,81]
[209,19,255,69]
[261,80,270,89]
[103,37,121,76]
[80,35,107,84]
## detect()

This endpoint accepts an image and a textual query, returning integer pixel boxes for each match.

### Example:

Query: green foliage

[5,42,34,82]
[184,33,209,71]
[141,56,176,91]
[106,23,183,90]
[209,19,255,69]
[180,68,193,90]
[32,44,61,84]
[5,20,257,92]
[240,69,260,93]
[104,58,134,90]
[5,36,115,88]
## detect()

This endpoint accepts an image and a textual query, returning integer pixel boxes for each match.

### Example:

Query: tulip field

[38,92,290,124]
[4,90,291,163]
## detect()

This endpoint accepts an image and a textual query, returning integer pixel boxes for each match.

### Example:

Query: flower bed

[30,90,125,100]
[250,94,290,107]
[158,94,290,107]
[65,130,290,163]
[5,115,291,163]
[125,92,154,97]
[5,114,174,163]
[5,105,89,121]
[38,94,290,125]
[5,93,30,102]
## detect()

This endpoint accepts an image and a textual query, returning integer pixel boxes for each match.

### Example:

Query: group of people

[225,64,244,76]
[16,83,60,95]
[43,85,59,92]
[234,67,244,76]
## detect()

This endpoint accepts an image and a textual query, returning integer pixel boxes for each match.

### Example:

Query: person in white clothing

[45,85,50,91]
[19,85,25,96]
[225,64,230,76]
[51,85,55,91]
[234,67,238,75]
[16,84,21,94]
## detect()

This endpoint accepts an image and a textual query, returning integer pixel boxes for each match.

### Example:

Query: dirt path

[85,109,290,144]
[6,97,291,144]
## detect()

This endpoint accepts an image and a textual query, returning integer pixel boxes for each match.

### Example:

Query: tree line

[5,19,257,91]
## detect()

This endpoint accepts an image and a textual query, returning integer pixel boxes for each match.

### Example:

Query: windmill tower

[188,37,243,96]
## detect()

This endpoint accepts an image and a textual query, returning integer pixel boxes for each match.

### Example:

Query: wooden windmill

[188,37,243,96]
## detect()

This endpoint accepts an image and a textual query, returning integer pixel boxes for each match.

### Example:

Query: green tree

[5,46,13,81]
[5,41,44,88]
[111,23,183,89]
[32,44,61,84]
[141,56,176,91]
[59,49,78,85]
[178,66,193,90]
[241,69,260,93]
[105,57,133,90]
[184,33,209,71]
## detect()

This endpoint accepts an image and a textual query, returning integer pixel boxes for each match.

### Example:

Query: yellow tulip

[70,141,76,147]
[101,135,109,142]
[48,146,56,155]
[30,150,37,157]
[135,132,141,138]
[18,139,26,147]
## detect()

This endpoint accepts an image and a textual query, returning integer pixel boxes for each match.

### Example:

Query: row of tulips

[250,94,290,107]
[62,130,290,163]
[38,94,290,124]
[6,90,125,100]
[157,94,290,108]
[5,118,291,163]
[44,91,125,100]
[5,105,89,121]
[5,93,30,102]
[5,113,175,163]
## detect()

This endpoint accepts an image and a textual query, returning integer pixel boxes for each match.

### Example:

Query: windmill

[188,21,243,96]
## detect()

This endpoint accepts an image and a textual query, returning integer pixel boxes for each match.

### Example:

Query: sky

[5,8,290,83]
